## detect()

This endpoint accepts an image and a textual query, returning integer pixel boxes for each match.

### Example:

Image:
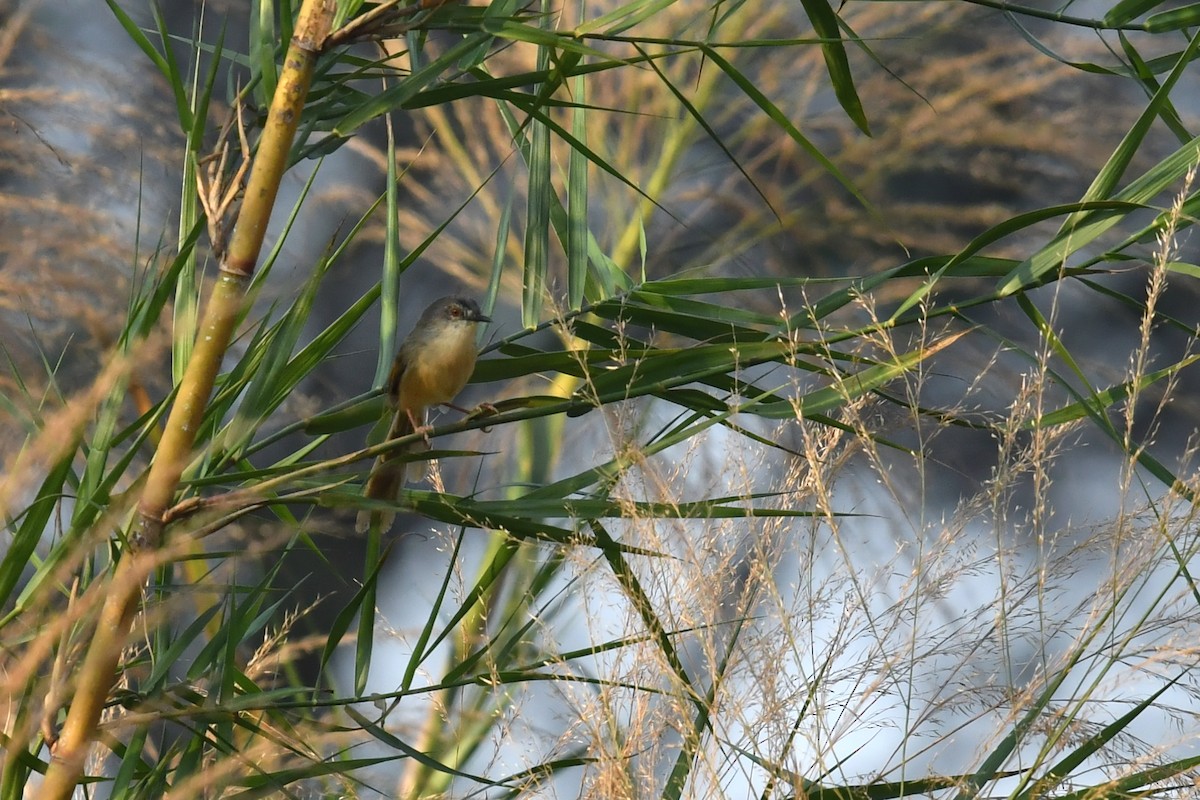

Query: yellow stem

[37,3,334,797]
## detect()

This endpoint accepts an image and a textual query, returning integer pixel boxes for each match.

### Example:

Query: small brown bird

[357,296,490,532]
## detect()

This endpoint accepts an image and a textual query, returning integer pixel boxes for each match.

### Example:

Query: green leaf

[1146,2,1200,30]
[1032,353,1200,428]
[522,12,553,329]
[251,0,277,106]
[798,0,870,135]
[1104,0,1168,25]
[700,45,883,230]
[1017,680,1180,799]
[998,31,1200,295]
[331,32,495,136]
[0,457,72,621]
[566,69,588,310]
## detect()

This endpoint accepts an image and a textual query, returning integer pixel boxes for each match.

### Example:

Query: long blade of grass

[566,61,588,309]
[252,0,278,106]
[522,1,553,328]
[798,0,870,134]
[632,40,779,222]
[377,111,404,384]
[1016,678,1180,799]
[699,44,882,230]
[998,30,1200,294]
[317,544,391,686]
[343,706,509,788]
[1117,32,1193,144]
[331,31,495,136]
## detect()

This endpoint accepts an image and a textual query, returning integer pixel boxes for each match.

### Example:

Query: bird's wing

[385,347,410,404]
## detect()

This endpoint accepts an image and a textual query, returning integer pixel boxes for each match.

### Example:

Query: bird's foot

[414,423,434,447]
[468,401,498,418]
[466,402,498,432]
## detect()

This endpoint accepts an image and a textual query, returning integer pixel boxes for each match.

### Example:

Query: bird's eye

[449,305,462,318]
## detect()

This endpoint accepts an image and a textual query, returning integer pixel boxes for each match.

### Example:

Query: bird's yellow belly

[398,332,476,410]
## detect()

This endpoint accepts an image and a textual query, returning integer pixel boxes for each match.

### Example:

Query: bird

[357,295,491,533]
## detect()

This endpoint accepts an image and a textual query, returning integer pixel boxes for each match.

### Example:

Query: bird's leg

[406,407,434,446]
[441,401,498,433]
[445,401,499,418]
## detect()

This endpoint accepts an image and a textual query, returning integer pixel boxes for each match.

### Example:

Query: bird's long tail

[357,408,428,532]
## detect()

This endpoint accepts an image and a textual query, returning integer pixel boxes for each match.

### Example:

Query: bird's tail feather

[356,408,427,532]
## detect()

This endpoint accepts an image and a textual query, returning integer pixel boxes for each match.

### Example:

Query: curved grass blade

[1016,678,1180,799]
[799,0,870,135]
[522,2,553,329]
[699,45,882,231]
[998,30,1200,295]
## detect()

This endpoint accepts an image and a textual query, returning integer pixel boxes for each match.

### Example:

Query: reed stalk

[36,3,335,796]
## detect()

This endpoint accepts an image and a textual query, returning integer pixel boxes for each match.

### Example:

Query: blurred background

[4,0,1200,795]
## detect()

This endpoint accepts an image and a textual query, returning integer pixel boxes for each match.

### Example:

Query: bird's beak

[472,310,492,324]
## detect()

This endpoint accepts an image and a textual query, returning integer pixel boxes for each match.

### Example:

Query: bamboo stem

[37,3,334,797]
